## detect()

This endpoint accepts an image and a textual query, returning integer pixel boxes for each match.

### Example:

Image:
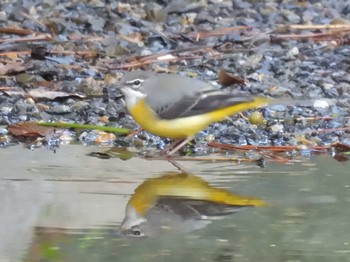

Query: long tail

[207,96,333,124]
[206,97,270,123]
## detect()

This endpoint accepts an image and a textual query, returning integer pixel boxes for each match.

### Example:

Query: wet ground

[1,0,350,150]
[1,145,349,262]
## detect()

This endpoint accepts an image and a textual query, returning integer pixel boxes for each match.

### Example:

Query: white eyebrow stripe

[126,79,145,84]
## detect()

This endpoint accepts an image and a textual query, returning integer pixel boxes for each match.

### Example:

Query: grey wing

[178,199,249,217]
[154,198,203,220]
[144,74,208,120]
[143,74,255,120]
[149,90,256,120]
[181,91,255,118]
[154,94,201,119]
[155,197,248,219]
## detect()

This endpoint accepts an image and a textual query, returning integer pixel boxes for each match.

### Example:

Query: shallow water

[1,145,349,262]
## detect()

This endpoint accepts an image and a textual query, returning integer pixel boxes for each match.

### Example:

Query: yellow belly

[128,97,269,139]
[129,172,265,216]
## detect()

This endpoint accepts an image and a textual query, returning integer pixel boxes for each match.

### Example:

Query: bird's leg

[166,136,194,156]
[168,160,190,173]
[161,139,182,155]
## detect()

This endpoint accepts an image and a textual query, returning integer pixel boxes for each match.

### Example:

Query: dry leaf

[8,122,53,137]
[218,69,245,86]
[331,143,350,162]
[27,88,86,100]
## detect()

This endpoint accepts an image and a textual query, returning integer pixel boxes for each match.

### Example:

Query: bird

[118,70,270,153]
[120,172,265,237]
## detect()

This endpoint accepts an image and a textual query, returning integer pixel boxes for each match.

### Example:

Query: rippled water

[1,145,349,262]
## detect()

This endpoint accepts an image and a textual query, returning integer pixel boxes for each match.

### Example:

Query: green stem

[38,122,130,135]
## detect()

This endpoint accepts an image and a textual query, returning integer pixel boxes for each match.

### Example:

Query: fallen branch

[208,142,330,152]
[0,34,53,44]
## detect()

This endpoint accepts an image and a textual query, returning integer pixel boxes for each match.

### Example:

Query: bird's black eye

[133,79,141,87]
[133,229,141,236]
[125,78,143,89]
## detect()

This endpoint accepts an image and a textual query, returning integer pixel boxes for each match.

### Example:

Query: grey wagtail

[119,71,270,151]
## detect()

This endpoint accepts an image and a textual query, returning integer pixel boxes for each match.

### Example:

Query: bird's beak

[119,87,127,95]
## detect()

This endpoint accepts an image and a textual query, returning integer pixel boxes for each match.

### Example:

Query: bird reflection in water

[121,172,265,238]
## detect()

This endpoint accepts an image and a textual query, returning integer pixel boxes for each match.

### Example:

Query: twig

[208,142,330,152]
[276,24,350,32]
[146,155,302,164]
[271,28,350,43]
[0,35,53,44]
[0,27,35,36]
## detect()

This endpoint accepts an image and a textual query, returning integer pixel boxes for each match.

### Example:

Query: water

[1,145,349,262]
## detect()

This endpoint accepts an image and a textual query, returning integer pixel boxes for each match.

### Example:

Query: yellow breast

[128,99,211,138]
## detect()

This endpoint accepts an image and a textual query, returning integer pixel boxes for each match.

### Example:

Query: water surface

[1,145,349,262]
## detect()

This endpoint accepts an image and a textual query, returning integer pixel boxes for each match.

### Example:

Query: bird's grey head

[120,70,155,92]
[120,204,147,238]
[119,70,155,108]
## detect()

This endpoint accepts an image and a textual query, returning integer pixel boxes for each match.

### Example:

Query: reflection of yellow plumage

[121,172,265,237]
